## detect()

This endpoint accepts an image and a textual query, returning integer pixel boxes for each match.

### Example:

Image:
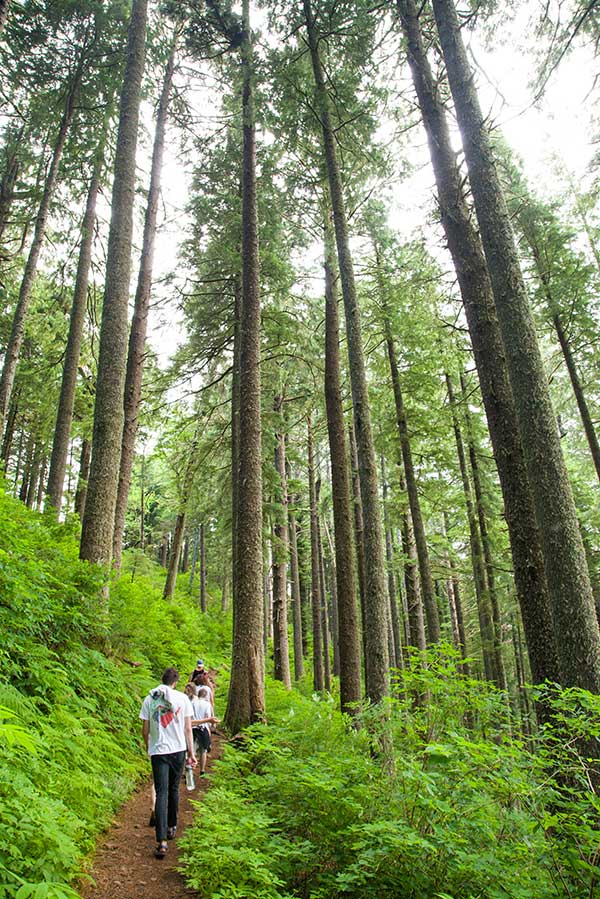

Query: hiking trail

[80,732,222,899]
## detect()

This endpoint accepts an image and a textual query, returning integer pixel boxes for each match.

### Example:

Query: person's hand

[187,752,198,767]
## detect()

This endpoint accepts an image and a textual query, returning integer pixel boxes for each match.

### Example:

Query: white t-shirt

[139,685,193,756]
[192,696,213,730]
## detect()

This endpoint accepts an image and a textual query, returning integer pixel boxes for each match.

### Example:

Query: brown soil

[80,733,222,899]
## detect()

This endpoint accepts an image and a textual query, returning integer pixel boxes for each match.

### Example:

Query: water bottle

[185,763,195,791]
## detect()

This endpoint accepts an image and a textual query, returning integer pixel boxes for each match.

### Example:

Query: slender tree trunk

[447,373,497,684]
[113,42,176,566]
[139,453,145,551]
[431,0,600,692]
[26,442,42,508]
[443,512,469,671]
[46,150,103,514]
[224,0,265,732]
[19,432,34,503]
[460,374,507,689]
[2,388,19,467]
[221,567,230,612]
[383,309,440,643]
[80,0,148,568]
[0,127,22,247]
[182,536,189,573]
[189,527,199,590]
[0,59,85,433]
[305,0,388,702]
[231,275,242,615]
[272,395,291,688]
[0,0,10,33]
[400,504,427,652]
[200,522,207,612]
[74,439,91,518]
[163,512,185,600]
[36,456,46,510]
[288,498,304,680]
[396,0,559,690]
[348,423,367,676]
[316,476,331,692]
[308,418,324,692]
[382,459,402,669]
[323,218,362,710]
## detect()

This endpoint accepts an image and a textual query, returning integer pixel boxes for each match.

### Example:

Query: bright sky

[146,3,598,367]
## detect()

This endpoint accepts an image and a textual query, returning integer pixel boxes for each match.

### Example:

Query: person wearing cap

[189,659,205,682]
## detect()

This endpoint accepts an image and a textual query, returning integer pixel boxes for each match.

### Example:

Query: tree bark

[304,0,388,702]
[460,374,507,690]
[382,459,402,669]
[113,41,176,566]
[46,149,103,514]
[163,512,185,600]
[308,416,324,693]
[400,500,426,651]
[349,423,367,681]
[0,59,84,433]
[316,477,332,692]
[396,0,560,689]
[1,388,19,467]
[323,218,362,711]
[383,309,440,643]
[200,522,207,612]
[74,438,91,519]
[80,0,148,567]
[288,497,304,680]
[431,0,600,693]
[272,394,291,688]
[224,0,265,732]
[447,373,497,684]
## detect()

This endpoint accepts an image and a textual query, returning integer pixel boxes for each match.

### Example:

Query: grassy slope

[0,487,231,898]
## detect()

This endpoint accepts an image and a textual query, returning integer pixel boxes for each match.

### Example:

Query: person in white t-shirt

[192,686,218,775]
[139,667,197,859]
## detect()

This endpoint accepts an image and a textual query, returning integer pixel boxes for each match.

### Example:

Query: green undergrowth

[180,655,600,899]
[0,486,230,898]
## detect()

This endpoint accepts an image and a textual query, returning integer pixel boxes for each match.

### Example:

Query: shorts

[193,726,211,753]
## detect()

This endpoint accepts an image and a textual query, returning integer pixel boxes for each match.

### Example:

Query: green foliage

[0,483,228,896]
[181,655,600,899]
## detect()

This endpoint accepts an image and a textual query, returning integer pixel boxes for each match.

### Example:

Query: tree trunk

[0,127,22,247]
[288,498,304,680]
[0,0,10,33]
[447,373,497,684]
[1,388,19,467]
[308,417,324,693]
[316,478,332,692]
[272,395,291,688]
[163,512,185,600]
[181,536,189,573]
[189,527,199,590]
[0,59,84,433]
[396,0,560,689]
[460,374,507,689]
[26,442,42,509]
[323,218,362,711]
[113,41,176,566]
[348,423,367,680]
[382,459,402,669]
[80,0,148,568]
[200,522,207,612]
[400,501,426,651]
[304,0,388,703]
[431,0,600,693]
[383,309,440,643]
[46,150,103,514]
[224,0,265,732]
[74,438,91,519]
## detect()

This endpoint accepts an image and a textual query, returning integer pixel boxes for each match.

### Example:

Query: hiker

[139,667,197,859]
[192,685,218,776]
[189,658,206,682]
[195,668,215,708]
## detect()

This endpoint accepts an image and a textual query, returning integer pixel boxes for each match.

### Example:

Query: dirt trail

[80,733,222,899]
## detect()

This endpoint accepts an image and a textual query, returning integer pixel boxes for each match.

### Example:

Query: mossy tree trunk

[396,0,560,689]
[304,0,388,702]
[224,0,265,732]
[431,0,600,693]
[80,0,148,568]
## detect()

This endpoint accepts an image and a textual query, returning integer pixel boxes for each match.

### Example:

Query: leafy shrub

[181,655,600,899]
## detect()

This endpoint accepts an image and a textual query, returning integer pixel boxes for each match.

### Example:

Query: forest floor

[80,732,222,899]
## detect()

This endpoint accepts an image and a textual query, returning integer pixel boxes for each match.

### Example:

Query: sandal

[154,842,167,859]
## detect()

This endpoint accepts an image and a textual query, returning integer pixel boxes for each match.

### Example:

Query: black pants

[150,749,186,843]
